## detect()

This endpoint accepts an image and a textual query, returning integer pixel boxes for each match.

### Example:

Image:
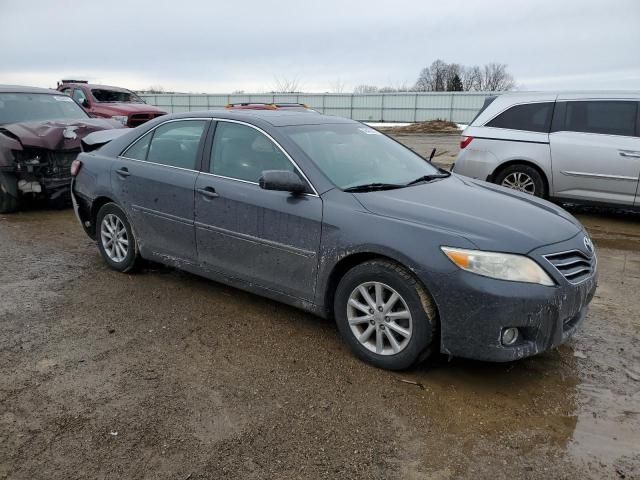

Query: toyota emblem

[583,236,594,254]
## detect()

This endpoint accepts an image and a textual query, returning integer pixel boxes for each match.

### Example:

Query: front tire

[96,203,140,272]
[494,164,546,198]
[334,260,437,370]
[0,176,20,213]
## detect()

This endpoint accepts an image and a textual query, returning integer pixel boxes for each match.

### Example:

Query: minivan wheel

[96,203,140,273]
[494,164,546,198]
[334,260,437,370]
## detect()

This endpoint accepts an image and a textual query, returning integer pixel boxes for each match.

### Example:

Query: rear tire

[334,260,438,370]
[96,203,140,273]
[494,164,546,198]
[0,176,20,213]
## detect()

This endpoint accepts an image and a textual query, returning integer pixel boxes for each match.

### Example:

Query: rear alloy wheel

[334,260,437,370]
[96,203,140,272]
[494,164,546,198]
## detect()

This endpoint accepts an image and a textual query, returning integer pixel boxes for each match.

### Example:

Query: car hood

[92,102,166,115]
[352,174,582,254]
[0,118,121,151]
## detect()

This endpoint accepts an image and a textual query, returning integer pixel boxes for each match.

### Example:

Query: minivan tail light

[460,136,474,149]
[70,159,82,177]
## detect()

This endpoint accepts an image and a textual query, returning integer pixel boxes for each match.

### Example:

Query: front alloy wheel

[334,260,437,370]
[347,282,413,355]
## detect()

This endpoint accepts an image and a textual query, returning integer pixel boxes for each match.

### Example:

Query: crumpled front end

[0,118,118,207]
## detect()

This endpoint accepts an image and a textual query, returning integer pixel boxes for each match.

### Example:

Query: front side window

[486,102,554,133]
[564,101,637,137]
[210,122,295,182]
[72,89,87,105]
[143,120,207,169]
[284,124,441,189]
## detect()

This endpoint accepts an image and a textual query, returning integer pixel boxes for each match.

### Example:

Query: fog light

[501,327,519,346]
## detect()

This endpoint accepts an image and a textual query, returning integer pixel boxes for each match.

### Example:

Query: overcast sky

[1,0,638,93]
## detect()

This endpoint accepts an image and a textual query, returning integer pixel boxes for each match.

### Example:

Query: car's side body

[453,91,640,207]
[73,110,597,364]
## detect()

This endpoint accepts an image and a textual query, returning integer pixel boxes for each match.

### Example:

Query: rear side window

[210,122,295,182]
[123,131,152,160]
[486,102,554,133]
[146,120,207,169]
[564,101,637,137]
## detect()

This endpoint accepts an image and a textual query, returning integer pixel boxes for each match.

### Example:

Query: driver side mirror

[259,170,308,194]
[81,99,90,108]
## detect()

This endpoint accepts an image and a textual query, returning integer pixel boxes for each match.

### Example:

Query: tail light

[70,159,82,177]
[460,136,474,149]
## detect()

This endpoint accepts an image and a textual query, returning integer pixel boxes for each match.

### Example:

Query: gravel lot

[1,134,639,479]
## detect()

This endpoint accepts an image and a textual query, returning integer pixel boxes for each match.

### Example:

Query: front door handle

[619,150,640,158]
[116,167,131,177]
[197,186,219,198]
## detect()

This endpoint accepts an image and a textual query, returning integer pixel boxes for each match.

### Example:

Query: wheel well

[88,196,115,237]
[489,160,549,197]
[324,253,419,318]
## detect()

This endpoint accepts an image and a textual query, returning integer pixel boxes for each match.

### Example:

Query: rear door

[549,100,640,206]
[112,119,209,262]
[194,120,322,301]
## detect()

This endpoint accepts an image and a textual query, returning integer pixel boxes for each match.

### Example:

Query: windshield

[0,93,89,125]
[91,89,144,103]
[284,123,440,189]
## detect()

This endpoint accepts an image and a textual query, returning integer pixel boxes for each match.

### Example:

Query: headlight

[441,247,554,286]
[111,115,128,126]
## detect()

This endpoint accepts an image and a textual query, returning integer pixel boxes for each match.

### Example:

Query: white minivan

[453,92,640,207]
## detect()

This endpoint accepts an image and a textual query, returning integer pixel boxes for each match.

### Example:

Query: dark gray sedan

[71,110,597,370]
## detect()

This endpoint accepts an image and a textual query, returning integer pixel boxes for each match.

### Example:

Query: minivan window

[146,120,207,169]
[486,102,554,133]
[564,101,637,137]
[210,122,295,182]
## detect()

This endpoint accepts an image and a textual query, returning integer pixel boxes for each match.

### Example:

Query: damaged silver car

[0,86,121,213]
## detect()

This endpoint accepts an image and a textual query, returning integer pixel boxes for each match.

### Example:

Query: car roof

[166,109,357,127]
[0,85,62,95]
[61,83,132,92]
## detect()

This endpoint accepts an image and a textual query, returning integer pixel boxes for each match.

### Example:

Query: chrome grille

[544,250,595,284]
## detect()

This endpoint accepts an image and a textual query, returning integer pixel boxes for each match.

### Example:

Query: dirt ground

[1,134,639,479]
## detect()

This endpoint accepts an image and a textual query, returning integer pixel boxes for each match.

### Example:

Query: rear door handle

[619,150,640,158]
[116,167,131,177]
[197,186,219,198]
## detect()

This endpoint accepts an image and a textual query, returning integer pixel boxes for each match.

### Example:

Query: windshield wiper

[343,182,405,193]
[405,172,451,186]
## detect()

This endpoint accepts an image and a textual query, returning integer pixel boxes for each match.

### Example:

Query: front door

[194,120,322,301]
[112,119,209,262]
[550,100,640,206]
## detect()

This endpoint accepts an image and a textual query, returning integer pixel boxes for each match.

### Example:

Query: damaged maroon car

[0,86,121,213]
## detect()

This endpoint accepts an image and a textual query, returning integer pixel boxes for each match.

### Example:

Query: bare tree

[415,61,515,92]
[461,66,482,91]
[272,76,301,93]
[231,89,245,94]
[146,85,165,94]
[329,78,346,93]
[353,84,379,94]
[480,63,515,91]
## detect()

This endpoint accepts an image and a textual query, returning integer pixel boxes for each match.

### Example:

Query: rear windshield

[0,93,89,125]
[91,89,144,103]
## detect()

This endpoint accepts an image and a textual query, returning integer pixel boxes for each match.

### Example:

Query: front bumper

[424,232,598,362]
